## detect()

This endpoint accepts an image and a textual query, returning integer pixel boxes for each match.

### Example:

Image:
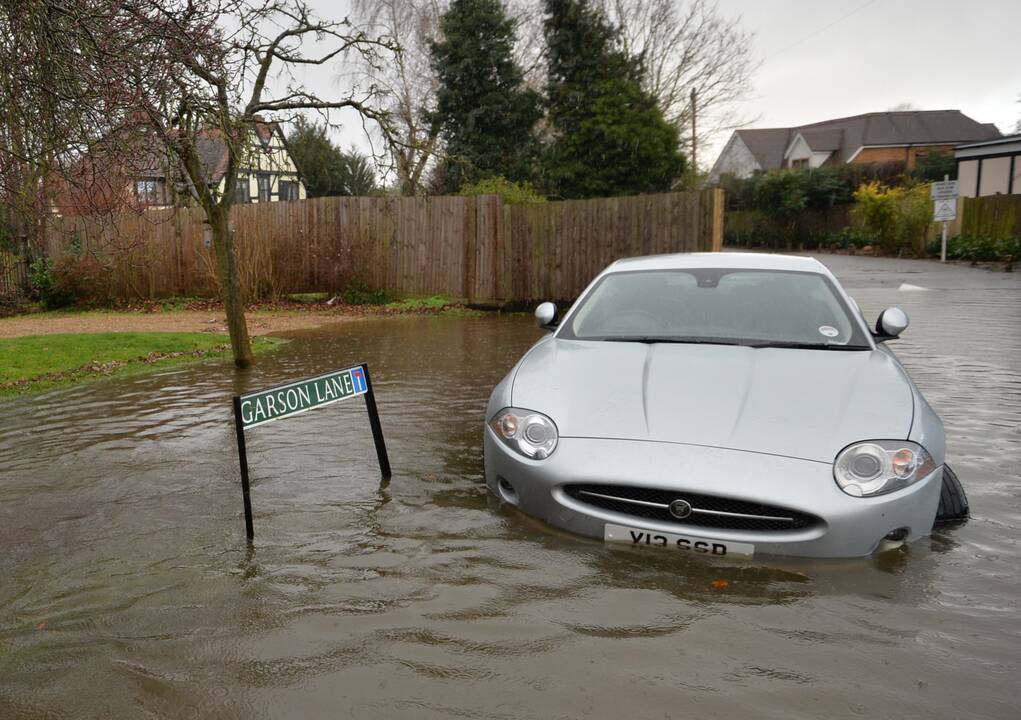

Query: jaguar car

[483,252,968,559]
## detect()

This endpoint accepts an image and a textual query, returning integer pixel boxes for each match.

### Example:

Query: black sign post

[359,364,392,479]
[231,363,391,543]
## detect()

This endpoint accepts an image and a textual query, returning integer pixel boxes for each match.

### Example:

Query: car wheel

[935,465,969,523]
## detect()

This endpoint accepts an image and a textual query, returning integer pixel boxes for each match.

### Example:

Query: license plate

[604,523,754,558]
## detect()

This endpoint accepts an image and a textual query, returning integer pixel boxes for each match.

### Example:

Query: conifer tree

[543,0,685,198]
[429,0,542,192]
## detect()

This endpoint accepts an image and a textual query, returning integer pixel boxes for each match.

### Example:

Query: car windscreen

[558,268,871,348]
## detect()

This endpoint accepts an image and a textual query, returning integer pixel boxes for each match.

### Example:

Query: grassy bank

[0,332,285,397]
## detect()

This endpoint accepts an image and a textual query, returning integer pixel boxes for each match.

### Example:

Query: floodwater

[1,255,1019,719]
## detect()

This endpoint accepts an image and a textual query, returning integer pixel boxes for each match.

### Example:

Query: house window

[790,158,809,169]
[135,178,165,205]
[234,177,250,204]
[257,174,271,202]
[279,180,299,201]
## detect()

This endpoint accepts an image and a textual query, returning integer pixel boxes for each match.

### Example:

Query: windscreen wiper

[601,336,744,345]
[745,341,872,351]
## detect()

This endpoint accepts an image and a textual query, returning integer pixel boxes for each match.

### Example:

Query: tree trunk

[210,209,254,367]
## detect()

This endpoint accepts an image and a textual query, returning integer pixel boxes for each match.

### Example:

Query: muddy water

[1,256,1019,719]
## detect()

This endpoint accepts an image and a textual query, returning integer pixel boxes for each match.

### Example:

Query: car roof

[605,252,829,274]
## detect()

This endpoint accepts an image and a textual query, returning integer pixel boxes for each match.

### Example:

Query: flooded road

[1,255,1019,719]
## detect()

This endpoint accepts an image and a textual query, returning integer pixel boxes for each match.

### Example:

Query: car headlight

[833,440,936,497]
[488,407,559,459]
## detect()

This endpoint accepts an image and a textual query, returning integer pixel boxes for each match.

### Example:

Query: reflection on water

[1,261,1020,718]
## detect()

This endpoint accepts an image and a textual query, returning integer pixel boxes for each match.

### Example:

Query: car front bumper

[484,430,942,559]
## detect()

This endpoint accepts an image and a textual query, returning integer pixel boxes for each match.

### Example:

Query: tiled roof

[735,128,792,169]
[144,121,281,183]
[800,129,843,152]
[734,110,1001,169]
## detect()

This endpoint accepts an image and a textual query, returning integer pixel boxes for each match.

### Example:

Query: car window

[561,268,869,347]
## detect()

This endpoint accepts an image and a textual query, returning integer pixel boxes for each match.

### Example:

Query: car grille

[563,483,819,532]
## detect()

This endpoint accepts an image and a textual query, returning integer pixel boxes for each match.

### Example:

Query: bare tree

[0,1,148,243]
[350,0,443,195]
[113,1,393,366]
[599,0,757,168]
[4,1,395,366]
[349,0,543,194]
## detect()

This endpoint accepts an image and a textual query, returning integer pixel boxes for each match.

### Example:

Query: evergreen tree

[288,118,377,197]
[543,0,685,198]
[429,0,542,193]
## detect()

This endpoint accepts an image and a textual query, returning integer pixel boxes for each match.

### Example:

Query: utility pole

[690,89,697,172]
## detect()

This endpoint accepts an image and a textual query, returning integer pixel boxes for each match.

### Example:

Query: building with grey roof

[709,110,1001,182]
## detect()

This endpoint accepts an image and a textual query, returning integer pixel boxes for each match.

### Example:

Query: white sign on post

[931,180,958,200]
[932,177,957,263]
[933,198,957,221]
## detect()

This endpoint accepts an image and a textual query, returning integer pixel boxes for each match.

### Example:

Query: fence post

[463,195,477,305]
[711,188,724,252]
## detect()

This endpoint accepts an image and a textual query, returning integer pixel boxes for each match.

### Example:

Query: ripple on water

[1,270,1020,718]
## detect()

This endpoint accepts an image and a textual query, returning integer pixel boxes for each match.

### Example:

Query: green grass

[382,295,485,317]
[0,332,285,397]
[383,295,451,311]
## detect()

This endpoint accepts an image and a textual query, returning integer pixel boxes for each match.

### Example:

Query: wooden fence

[725,206,851,249]
[44,189,723,305]
[960,194,1021,239]
[726,194,1021,250]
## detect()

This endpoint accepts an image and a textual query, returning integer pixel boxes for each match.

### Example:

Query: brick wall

[851,145,957,169]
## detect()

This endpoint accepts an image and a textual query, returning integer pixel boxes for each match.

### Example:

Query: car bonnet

[510,338,914,464]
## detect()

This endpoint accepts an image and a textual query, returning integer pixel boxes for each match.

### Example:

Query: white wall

[222,126,308,203]
[708,134,761,182]
[958,159,979,197]
[784,135,831,169]
[978,156,1011,196]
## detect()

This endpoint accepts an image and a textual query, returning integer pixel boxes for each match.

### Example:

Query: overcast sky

[302,0,1021,172]
[710,0,1020,161]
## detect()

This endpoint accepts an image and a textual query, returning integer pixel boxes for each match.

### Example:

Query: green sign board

[238,365,369,429]
[231,363,390,543]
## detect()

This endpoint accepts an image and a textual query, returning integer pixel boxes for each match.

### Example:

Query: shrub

[28,257,70,309]
[909,149,956,183]
[850,182,931,256]
[719,162,907,212]
[341,280,392,305]
[458,176,546,204]
[29,253,118,308]
[932,235,1021,268]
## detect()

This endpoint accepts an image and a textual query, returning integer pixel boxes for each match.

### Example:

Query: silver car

[484,252,968,559]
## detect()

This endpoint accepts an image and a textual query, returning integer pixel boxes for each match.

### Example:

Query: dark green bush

[341,280,393,305]
[931,235,1021,267]
[29,257,71,309]
[719,162,907,213]
[909,149,956,183]
[29,254,116,308]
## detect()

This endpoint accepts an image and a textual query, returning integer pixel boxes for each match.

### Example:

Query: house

[52,118,306,216]
[954,134,1021,197]
[709,110,1001,182]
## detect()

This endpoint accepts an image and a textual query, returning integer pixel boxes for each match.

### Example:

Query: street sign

[931,180,958,200]
[231,363,391,542]
[238,366,368,429]
[933,198,957,221]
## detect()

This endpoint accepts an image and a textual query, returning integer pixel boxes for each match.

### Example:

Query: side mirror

[534,301,558,330]
[874,307,909,341]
